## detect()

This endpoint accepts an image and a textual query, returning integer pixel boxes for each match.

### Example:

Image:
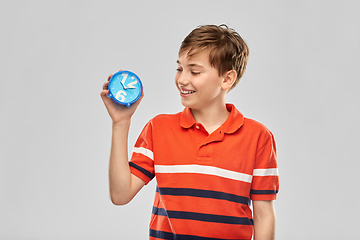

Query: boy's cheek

[174,76,181,87]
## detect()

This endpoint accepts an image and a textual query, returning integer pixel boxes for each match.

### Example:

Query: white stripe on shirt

[155,164,253,183]
[132,147,154,161]
[253,168,279,176]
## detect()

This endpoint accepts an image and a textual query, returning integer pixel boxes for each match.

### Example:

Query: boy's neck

[191,103,230,134]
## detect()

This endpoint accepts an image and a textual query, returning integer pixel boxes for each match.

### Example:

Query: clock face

[108,71,143,107]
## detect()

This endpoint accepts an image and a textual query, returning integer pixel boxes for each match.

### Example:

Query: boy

[101,24,279,240]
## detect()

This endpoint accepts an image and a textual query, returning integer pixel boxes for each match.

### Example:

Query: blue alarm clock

[108,70,143,107]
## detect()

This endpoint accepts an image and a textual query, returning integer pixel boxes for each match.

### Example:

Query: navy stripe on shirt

[129,162,154,179]
[250,189,279,195]
[152,207,253,226]
[157,187,250,205]
[149,229,250,240]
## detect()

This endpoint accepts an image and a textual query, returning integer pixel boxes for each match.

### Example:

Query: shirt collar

[180,104,244,134]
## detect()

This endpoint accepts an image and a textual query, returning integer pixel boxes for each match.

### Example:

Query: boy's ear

[221,70,237,91]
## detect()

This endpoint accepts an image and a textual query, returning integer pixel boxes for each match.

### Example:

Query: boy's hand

[100,72,144,124]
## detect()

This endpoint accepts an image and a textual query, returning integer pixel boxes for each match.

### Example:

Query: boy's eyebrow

[176,60,204,68]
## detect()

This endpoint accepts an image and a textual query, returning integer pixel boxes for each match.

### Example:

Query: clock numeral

[115,90,127,102]
[120,74,137,89]
[126,79,137,89]
[121,73,128,88]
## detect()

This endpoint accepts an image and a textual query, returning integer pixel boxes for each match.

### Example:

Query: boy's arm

[101,73,145,205]
[108,120,145,205]
[252,200,276,240]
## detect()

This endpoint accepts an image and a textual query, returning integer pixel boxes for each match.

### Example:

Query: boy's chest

[152,126,257,175]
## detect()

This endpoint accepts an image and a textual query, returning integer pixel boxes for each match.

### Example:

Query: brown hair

[179,24,249,91]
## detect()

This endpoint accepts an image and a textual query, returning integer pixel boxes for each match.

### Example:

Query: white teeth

[181,89,195,94]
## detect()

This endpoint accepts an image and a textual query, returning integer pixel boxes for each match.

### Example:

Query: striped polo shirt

[129,104,279,240]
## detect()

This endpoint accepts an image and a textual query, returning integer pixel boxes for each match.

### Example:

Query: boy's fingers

[100,89,109,98]
[103,81,109,90]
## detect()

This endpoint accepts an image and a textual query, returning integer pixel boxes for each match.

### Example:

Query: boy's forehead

[177,49,210,65]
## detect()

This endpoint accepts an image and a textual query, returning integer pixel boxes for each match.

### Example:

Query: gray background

[1,0,359,239]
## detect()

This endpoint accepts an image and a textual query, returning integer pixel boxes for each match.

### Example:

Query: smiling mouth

[180,89,196,95]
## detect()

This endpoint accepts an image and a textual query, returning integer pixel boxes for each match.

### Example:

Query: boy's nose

[177,73,189,86]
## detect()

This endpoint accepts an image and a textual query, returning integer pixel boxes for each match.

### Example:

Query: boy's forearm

[108,120,133,205]
[253,214,276,240]
[253,200,276,240]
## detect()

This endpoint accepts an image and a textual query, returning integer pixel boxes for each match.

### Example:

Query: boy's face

[175,50,226,110]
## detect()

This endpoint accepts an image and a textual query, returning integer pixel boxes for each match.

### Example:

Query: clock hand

[120,79,127,89]
[120,73,128,89]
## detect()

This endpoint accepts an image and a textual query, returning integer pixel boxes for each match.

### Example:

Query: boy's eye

[176,68,182,72]
[191,72,200,75]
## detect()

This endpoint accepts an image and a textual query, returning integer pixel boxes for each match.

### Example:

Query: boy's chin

[180,100,200,110]
[180,99,193,108]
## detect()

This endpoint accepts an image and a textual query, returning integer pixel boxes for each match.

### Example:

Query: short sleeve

[129,120,155,185]
[250,133,279,200]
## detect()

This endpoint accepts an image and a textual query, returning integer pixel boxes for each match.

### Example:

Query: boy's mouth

[180,89,196,95]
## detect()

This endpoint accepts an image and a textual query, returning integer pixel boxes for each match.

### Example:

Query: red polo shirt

[129,104,279,240]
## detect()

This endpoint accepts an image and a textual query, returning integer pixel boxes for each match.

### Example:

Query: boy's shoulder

[242,116,275,142]
[149,111,182,126]
[153,112,182,120]
[243,117,271,131]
